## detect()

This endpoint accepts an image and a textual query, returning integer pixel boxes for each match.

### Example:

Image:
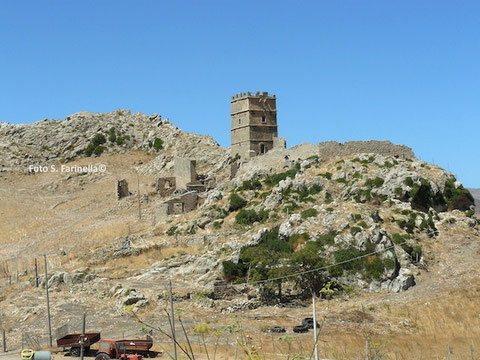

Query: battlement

[231,91,276,101]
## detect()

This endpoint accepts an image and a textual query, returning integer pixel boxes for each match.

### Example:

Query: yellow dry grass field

[0,152,155,269]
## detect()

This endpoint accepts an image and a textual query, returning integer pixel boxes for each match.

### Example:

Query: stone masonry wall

[316,140,414,160]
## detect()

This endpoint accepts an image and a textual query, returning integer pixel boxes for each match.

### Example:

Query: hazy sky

[1,1,478,187]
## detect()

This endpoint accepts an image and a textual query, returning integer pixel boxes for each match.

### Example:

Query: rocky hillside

[141,151,476,300]
[0,112,478,357]
[0,110,227,173]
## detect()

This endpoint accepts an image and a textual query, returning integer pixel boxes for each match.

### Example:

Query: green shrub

[466,209,475,218]
[365,177,384,188]
[92,133,106,146]
[358,221,368,229]
[222,260,246,281]
[404,177,414,187]
[238,179,262,191]
[289,233,311,250]
[325,192,333,204]
[84,143,96,156]
[228,193,247,212]
[301,208,318,219]
[353,156,375,165]
[316,231,337,246]
[396,213,418,233]
[407,178,445,212]
[258,226,290,253]
[352,171,361,179]
[283,201,300,213]
[319,172,332,180]
[116,137,125,146]
[235,209,268,225]
[166,226,178,236]
[411,245,422,261]
[332,247,366,274]
[351,213,362,222]
[264,169,298,186]
[326,207,334,212]
[287,184,323,203]
[93,145,106,156]
[391,233,413,244]
[213,220,223,229]
[443,177,474,209]
[335,177,348,184]
[350,226,362,236]
[365,256,394,280]
[152,137,164,151]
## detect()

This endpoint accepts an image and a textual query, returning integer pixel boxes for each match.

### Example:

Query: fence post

[80,313,86,360]
[2,329,6,352]
[312,294,319,360]
[34,259,39,287]
[169,280,177,360]
[44,255,53,348]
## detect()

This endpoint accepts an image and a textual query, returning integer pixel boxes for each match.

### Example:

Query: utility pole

[44,255,53,348]
[34,258,39,287]
[80,313,86,360]
[169,280,177,360]
[0,316,6,353]
[137,172,141,220]
[312,293,319,360]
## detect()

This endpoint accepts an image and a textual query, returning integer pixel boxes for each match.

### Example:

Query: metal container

[33,351,52,360]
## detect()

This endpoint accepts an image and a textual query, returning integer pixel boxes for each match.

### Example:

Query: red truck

[95,338,154,360]
[56,333,155,358]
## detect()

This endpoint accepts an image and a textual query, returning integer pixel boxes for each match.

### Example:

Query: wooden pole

[2,329,5,353]
[169,280,177,360]
[80,313,86,360]
[34,258,39,287]
[137,172,141,220]
[44,255,53,348]
[312,294,319,360]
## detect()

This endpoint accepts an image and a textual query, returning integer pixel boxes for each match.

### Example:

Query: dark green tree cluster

[222,229,339,298]
[84,133,107,156]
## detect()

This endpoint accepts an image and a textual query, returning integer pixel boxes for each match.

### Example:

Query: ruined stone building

[231,91,286,159]
[154,157,216,222]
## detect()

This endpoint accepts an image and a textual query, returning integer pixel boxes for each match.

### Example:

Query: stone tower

[231,91,284,159]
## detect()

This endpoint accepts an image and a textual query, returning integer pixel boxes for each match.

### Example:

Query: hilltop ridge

[0,110,225,171]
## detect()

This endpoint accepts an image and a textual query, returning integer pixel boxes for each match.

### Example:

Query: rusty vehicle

[56,332,101,356]
[95,337,155,360]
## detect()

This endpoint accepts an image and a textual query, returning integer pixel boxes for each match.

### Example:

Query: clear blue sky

[1,1,478,187]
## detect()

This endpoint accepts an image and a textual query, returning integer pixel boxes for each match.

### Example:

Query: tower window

[260,144,266,154]
[238,119,241,124]
[261,116,266,123]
